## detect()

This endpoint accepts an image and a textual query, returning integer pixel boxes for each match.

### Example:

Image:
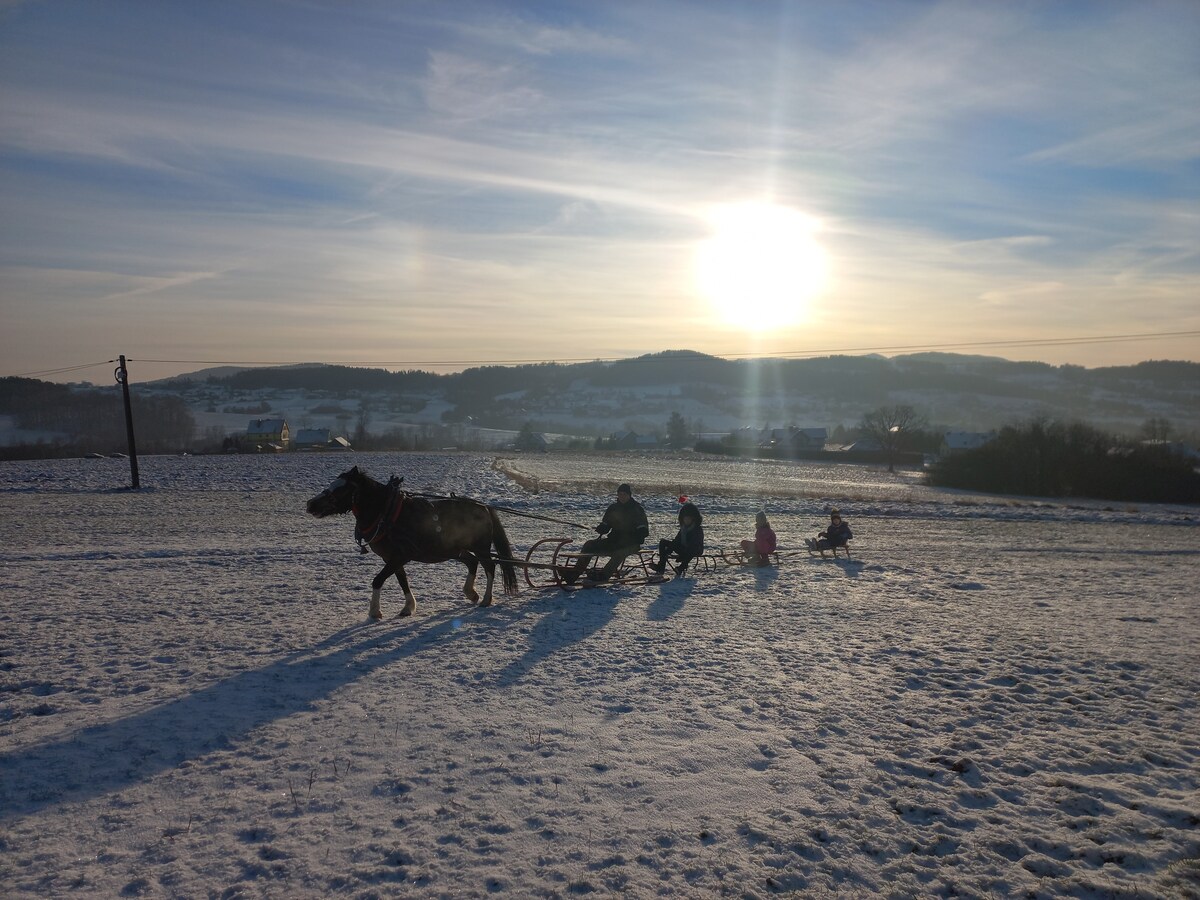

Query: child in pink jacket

[740,511,777,565]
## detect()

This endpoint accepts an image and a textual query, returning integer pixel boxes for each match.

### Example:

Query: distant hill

[151,363,330,385]
[6,352,1199,451]
[157,351,1200,437]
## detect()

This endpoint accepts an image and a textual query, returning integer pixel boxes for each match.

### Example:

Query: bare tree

[354,400,372,448]
[858,404,926,472]
[1141,417,1172,443]
[666,411,689,449]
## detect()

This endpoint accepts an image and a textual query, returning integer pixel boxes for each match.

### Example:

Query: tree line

[0,377,195,458]
[927,417,1200,503]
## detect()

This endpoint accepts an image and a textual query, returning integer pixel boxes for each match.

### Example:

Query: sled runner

[804,538,852,559]
[519,538,667,590]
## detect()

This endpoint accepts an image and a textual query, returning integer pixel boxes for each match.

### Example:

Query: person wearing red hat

[651,501,704,578]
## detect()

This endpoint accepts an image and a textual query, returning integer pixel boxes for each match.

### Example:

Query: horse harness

[353,476,407,554]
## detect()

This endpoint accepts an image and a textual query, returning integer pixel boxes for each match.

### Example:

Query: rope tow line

[404,490,589,531]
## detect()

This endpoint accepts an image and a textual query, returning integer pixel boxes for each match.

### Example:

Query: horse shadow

[493,589,620,687]
[0,613,463,821]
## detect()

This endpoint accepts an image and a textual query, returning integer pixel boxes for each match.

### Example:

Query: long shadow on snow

[0,612,468,820]
[493,588,620,687]
[646,578,697,621]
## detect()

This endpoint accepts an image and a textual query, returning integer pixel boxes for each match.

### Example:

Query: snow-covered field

[1,451,1197,898]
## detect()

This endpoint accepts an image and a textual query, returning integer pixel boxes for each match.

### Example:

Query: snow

[1,451,1197,898]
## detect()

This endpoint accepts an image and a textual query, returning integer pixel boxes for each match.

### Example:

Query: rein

[346,477,588,555]
[406,490,588,531]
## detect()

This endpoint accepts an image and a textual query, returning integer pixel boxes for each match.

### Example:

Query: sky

[2,0,1198,383]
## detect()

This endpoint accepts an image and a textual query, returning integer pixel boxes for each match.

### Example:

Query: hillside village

[233,415,1000,469]
[2,352,1197,460]
[164,352,1198,455]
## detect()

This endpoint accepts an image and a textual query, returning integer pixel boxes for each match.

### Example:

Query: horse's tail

[489,508,519,595]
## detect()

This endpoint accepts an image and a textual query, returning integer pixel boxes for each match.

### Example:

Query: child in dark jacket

[806,508,852,554]
[652,501,704,576]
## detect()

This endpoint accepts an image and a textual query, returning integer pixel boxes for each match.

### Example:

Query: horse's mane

[348,467,388,491]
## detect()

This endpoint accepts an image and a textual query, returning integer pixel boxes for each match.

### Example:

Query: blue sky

[2,0,1197,381]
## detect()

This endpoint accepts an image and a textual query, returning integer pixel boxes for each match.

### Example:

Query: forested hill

[3,352,1198,453]
[193,352,1200,406]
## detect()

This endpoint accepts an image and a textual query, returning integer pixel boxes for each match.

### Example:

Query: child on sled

[651,501,704,578]
[740,511,777,566]
[805,508,852,556]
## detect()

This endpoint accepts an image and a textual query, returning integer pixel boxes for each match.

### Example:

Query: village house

[609,430,659,450]
[514,431,548,452]
[246,418,289,451]
[292,428,353,451]
[738,426,829,452]
[789,427,829,451]
[940,431,995,456]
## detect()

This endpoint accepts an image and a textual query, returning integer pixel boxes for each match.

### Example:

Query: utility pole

[115,355,140,489]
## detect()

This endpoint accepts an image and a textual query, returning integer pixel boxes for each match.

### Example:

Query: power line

[130,329,1199,368]
[9,360,117,379]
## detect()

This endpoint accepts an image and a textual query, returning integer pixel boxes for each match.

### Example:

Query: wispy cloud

[1,0,1197,377]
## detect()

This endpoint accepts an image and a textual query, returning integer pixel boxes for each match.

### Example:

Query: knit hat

[617,483,632,495]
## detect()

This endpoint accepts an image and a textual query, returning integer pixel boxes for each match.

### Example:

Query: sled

[805,538,851,559]
[517,539,666,591]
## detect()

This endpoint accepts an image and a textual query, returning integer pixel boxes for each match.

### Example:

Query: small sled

[805,538,851,559]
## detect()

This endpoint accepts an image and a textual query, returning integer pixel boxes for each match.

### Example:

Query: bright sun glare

[693,202,830,332]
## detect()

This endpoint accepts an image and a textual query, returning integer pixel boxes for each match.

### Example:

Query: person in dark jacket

[740,511,777,565]
[805,508,852,554]
[561,483,650,584]
[651,501,704,577]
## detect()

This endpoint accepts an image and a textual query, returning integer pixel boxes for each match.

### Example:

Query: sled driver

[561,483,649,584]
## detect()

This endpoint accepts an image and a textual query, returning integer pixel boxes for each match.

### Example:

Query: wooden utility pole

[115,355,140,489]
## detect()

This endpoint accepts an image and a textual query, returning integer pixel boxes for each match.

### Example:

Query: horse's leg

[462,555,480,605]
[370,562,397,620]
[479,556,497,607]
[394,564,417,617]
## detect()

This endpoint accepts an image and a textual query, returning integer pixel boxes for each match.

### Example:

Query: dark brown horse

[307,467,518,619]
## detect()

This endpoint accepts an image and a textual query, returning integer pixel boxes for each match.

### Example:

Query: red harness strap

[354,489,405,548]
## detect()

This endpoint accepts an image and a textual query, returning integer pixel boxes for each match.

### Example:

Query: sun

[693,202,830,332]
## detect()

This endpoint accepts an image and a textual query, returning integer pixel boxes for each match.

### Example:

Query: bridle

[351,475,404,553]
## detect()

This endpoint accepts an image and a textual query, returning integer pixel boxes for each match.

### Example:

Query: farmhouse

[941,431,995,455]
[609,430,659,450]
[789,427,829,450]
[246,418,289,450]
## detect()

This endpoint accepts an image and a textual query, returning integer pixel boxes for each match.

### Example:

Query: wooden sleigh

[511,539,788,590]
[516,538,666,590]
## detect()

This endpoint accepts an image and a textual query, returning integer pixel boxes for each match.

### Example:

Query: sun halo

[693,202,830,333]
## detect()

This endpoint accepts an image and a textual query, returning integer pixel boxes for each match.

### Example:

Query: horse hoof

[399,608,414,618]
[369,611,383,621]
[480,598,493,608]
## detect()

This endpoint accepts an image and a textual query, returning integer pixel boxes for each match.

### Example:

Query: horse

[307,466,518,619]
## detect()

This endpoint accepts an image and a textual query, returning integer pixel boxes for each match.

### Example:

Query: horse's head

[306,466,366,517]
